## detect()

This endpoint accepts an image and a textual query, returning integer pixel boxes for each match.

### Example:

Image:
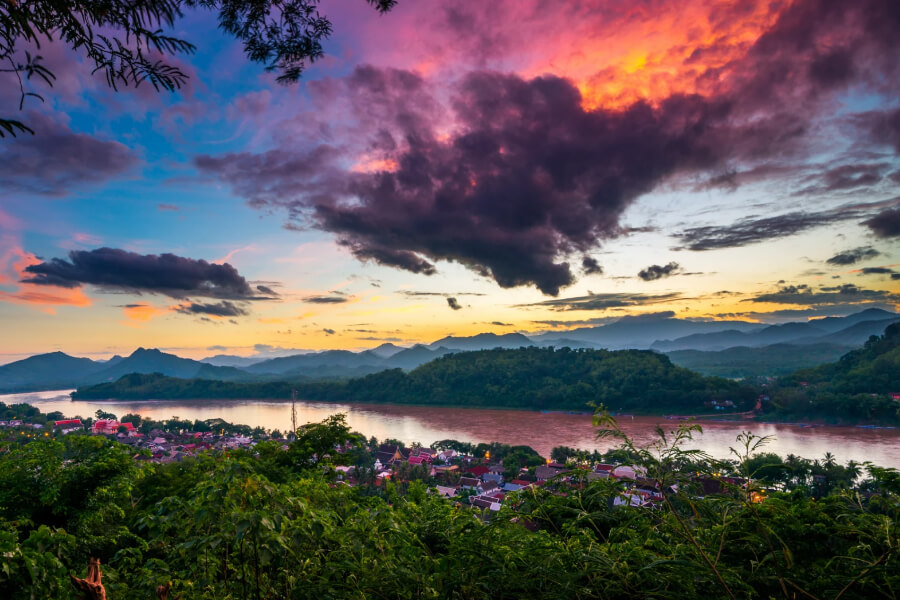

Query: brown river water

[6,390,900,467]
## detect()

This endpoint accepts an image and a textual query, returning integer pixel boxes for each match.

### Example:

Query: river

[5,390,900,467]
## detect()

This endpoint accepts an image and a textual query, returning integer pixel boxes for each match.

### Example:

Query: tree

[0,0,396,136]
[94,409,116,420]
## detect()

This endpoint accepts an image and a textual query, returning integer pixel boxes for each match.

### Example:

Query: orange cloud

[525,0,780,110]
[122,303,169,323]
[0,246,93,309]
[350,156,399,174]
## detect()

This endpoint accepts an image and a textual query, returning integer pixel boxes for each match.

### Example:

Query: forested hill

[765,323,900,424]
[74,347,754,412]
[780,322,900,394]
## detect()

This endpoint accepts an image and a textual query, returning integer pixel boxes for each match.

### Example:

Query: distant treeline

[72,327,900,424]
[74,347,754,412]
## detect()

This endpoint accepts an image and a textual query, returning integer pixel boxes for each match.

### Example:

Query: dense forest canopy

[74,346,755,412]
[1,410,898,599]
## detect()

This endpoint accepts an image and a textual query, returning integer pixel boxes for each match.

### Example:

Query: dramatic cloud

[517,292,683,311]
[858,267,895,275]
[638,262,682,281]
[175,301,249,317]
[864,207,900,238]
[323,328,336,335]
[0,112,138,196]
[195,0,900,294]
[747,283,899,306]
[256,285,278,296]
[446,297,462,310]
[581,257,603,275]
[303,294,349,304]
[491,321,513,326]
[826,247,880,266]
[20,247,270,300]
[399,291,486,297]
[676,200,900,251]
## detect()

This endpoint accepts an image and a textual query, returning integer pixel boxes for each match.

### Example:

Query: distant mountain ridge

[2,309,896,392]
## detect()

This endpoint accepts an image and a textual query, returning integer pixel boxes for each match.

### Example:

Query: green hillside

[766,323,900,423]
[74,347,754,412]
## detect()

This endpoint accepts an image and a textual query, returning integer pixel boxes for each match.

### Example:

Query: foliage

[1,408,898,599]
[74,347,756,413]
[765,323,900,423]
[0,0,395,136]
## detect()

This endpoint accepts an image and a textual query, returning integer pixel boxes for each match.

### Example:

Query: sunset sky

[1,0,899,362]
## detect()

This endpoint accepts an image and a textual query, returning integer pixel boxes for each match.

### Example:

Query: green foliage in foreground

[75,347,755,412]
[1,413,899,599]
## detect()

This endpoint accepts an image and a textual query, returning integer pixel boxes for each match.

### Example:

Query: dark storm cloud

[256,285,278,296]
[676,200,900,251]
[826,247,880,265]
[747,283,899,305]
[858,267,896,275]
[637,262,681,281]
[517,292,683,312]
[197,68,732,296]
[446,297,462,310]
[864,207,900,238]
[0,112,138,196]
[794,163,887,195]
[303,294,349,304]
[21,247,269,300]
[176,301,249,317]
[195,0,900,295]
[581,257,603,275]
[398,291,486,298]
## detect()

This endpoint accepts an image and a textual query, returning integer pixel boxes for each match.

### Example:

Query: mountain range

[1,308,896,392]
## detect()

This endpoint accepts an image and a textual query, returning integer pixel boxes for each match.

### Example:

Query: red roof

[466,465,490,476]
[510,479,532,486]
[54,419,82,426]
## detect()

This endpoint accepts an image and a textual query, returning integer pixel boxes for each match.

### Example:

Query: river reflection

[7,390,900,467]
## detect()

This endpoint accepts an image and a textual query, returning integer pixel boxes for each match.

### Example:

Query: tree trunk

[70,558,106,600]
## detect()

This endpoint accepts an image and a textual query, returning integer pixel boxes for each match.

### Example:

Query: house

[435,449,457,463]
[594,464,616,473]
[471,497,500,511]
[481,480,499,493]
[434,485,458,498]
[54,419,84,434]
[466,465,490,477]
[92,420,135,435]
[459,476,481,489]
[501,483,523,492]
[891,393,900,402]
[408,454,428,465]
[374,444,406,465]
[535,465,566,481]
[482,473,503,485]
[488,464,506,474]
[611,465,647,480]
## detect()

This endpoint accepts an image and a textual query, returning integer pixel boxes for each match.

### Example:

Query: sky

[1,0,899,362]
